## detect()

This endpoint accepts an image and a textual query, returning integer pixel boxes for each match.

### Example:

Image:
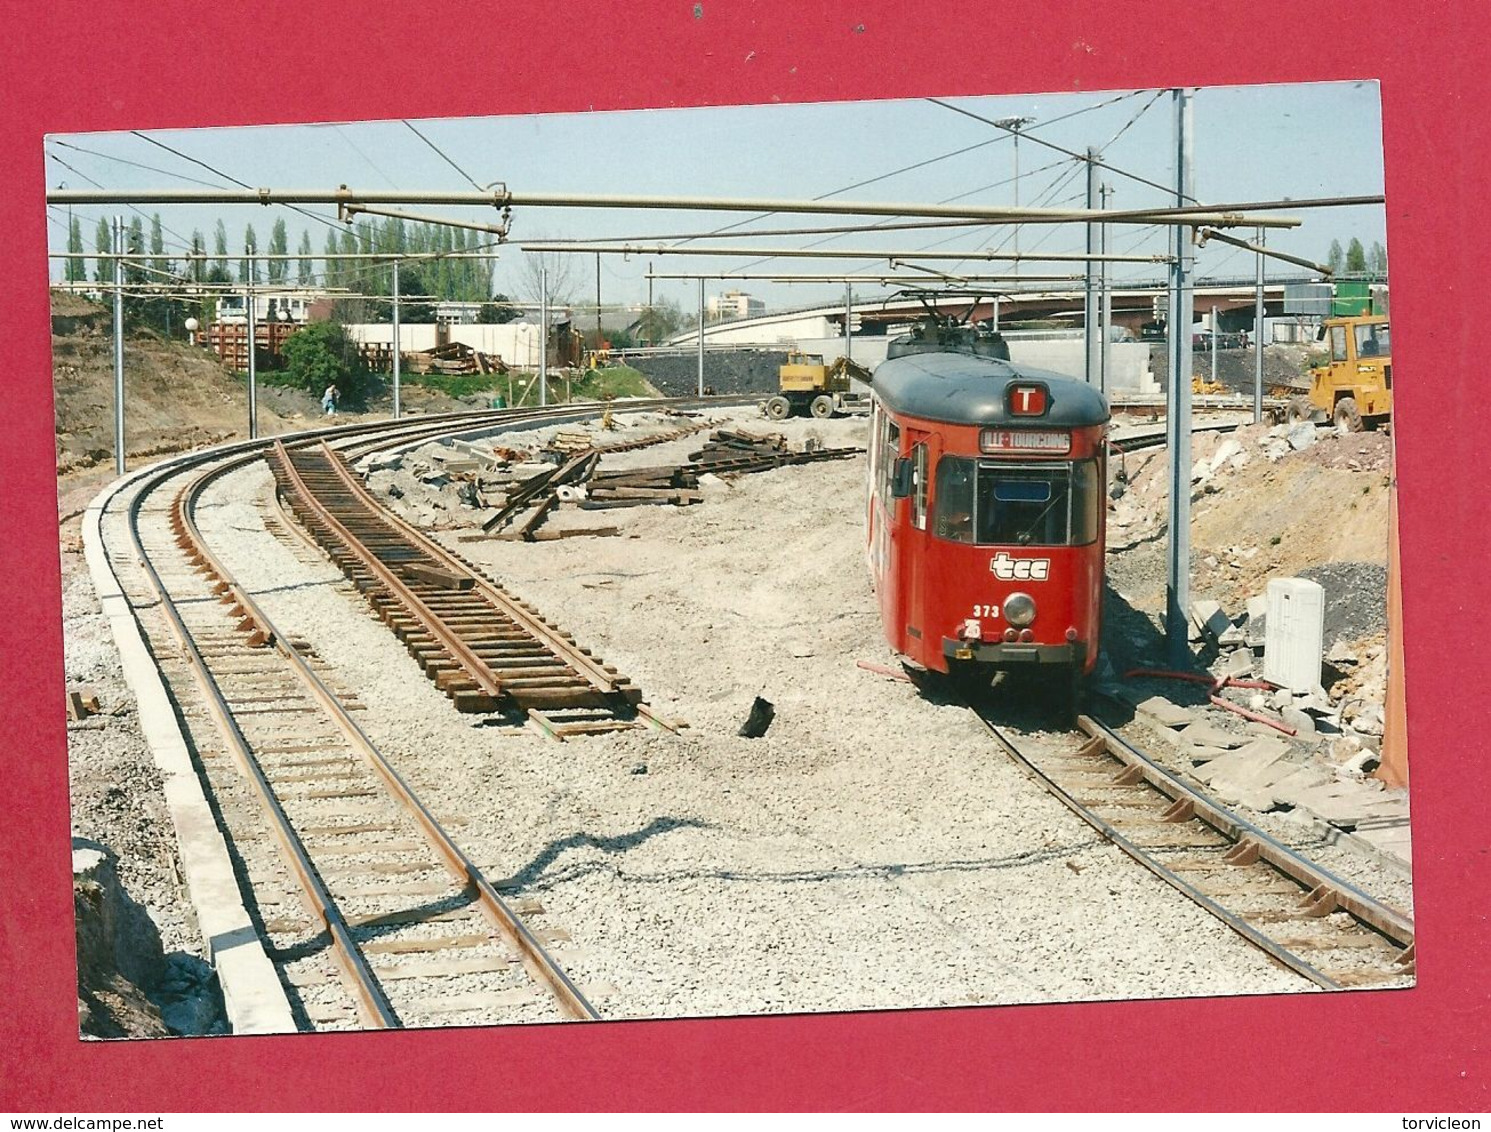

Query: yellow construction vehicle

[1288,315,1392,432]
[765,353,873,420]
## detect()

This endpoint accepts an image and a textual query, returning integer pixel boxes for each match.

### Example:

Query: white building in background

[706,289,765,321]
[347,319,561,369]
[215,291,314,324]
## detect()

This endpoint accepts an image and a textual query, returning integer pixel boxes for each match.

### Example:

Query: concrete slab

[1352,821,1414,868]
[1133,695,1196,729]
[1194,737,1293,803]
[1176,722,1248,750]
[84,465,297,1036]
[1190,599,1233,642]
[1218,649,1254,678]
[1287,780,1410,828]
[1281,706,1317,738]
[1265,765,1334,808]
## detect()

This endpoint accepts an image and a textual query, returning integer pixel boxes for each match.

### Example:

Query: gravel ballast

[185,406,1322,1023]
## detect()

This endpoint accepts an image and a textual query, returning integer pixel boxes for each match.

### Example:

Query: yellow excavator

[1287,315,1392,432]
[765,353,874,420]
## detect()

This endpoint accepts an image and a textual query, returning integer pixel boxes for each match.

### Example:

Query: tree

[636,296,685,343]
[149,213,170,280]
[323,229,341,289]
[281,321,371,402]
[1326,239,1344,274]
[213,220,230,281]
[517,248,577,307]
[240,224,260,284]
[297,230,314,285]
[125,217,146,284]
[477,293,520,323]
[65,216,86,283]
[187,230,206,284]
[1345,237,1367,273]
[93,218,113,284]
[267,218,289,284]
[1369,241,1388,275]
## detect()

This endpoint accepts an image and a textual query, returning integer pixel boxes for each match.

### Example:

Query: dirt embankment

[1108,422,1391,616]
[49,292,504,480]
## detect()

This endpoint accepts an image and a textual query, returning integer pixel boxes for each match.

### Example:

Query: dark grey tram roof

[872,350,1110,428]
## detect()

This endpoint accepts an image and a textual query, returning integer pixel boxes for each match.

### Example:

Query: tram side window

[933,455,975,543]
[911,443,928,530]
[880,420,900,504]
[1069,459,1102,545]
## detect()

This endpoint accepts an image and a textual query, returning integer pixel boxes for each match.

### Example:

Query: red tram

[866,326,1110,709]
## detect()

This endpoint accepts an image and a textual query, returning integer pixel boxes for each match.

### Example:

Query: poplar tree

[323,230,340,288]
[268,218,289,283]
[241,223,260,283]
[126,217,146,284]
[187,230,206,283]
[1369,241,1387,275]
[66,216,86,282]
[1327,239,1344,274]
[150,214,170,280]
[298,229,314,285]
[212,220,230,282]
[95,218,114,284]
[1345,238,1367,273]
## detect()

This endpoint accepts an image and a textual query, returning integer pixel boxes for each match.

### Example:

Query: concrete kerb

[82,455,297,1036]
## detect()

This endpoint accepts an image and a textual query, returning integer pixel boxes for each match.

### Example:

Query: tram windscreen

[933,457,1101,546]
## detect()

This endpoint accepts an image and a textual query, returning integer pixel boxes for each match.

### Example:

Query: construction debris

[403,341,507,376]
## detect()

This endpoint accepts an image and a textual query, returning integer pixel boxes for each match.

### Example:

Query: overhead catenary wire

[402,120,490,193]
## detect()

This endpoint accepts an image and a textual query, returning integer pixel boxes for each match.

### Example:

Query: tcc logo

[990,552,1050,581]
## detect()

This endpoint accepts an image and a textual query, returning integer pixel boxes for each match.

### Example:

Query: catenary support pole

[1165,88,1195,667]
[113,216,126,475]
[1085,148,1101,386]
[697,277,705,396]
[391,259,402,420]
[1100,182,1113,396]
[539,265,548,408]
[1254,227,1265,425]
[845,283,853,365]
[246,248,258,441]
[1211,305,1219,387]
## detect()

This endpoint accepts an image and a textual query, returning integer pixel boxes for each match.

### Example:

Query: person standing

[322,383,339,416]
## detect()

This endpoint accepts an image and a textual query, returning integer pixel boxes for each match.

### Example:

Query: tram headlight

[1003,592,1037,627]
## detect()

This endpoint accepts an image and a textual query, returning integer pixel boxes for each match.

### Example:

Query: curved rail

[90,399,746,1027]
[973,707,1413,990]
[172,451,600,1019]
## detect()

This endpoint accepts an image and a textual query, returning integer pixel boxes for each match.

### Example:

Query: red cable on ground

[1209,694,1298,736]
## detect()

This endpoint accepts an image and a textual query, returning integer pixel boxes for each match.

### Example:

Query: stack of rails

[688,429,863,474]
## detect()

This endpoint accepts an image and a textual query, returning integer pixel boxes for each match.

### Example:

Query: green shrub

[281,322,372,402]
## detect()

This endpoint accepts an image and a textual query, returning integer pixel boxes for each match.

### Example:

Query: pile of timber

[687,429,862,474]
[473,426,860,543]
[405,341,507,375]
[584,465,702,510]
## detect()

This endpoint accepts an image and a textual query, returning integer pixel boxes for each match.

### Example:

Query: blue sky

[44,80,1388,313]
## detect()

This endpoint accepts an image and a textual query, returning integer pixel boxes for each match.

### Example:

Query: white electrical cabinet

[1263,577,1325,692]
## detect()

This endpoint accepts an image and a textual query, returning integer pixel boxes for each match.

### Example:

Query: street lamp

[994,116,1036,275]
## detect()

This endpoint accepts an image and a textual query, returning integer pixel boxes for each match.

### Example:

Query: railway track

[89,401,740,1029]
[972,705,1414,990]
[82,399,1329,1029]
[270,439,670,738]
